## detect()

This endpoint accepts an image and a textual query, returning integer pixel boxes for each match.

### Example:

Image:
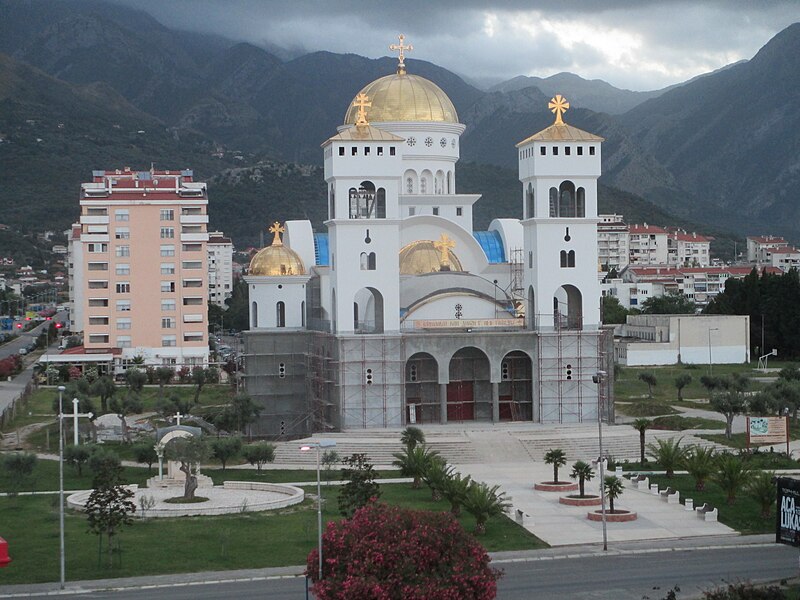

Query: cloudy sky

[112,0,798,90]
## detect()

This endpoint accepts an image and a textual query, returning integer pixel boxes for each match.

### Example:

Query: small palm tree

[638,372,657,398]
[391,445,439,489]
[646,437,687,478]
[570,460,595,497]
[463,481,511,535]
[674,374,692,401]
[421,456,452,501]
[440,471,472,516]
[603,476,625,513]
[632,418,652,465]
[400,426,425,451]
[682,445,716,491]
[544,448,567,483]
[746,470,776,518]
[712,454,751,505]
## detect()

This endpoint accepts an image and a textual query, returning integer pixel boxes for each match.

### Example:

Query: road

[3,544,796,600]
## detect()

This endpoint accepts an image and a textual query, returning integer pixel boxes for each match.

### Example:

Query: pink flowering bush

[307,501,501,599]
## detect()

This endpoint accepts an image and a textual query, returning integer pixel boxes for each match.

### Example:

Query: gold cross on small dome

[268,221,285,246]
[548,94,570,125]
[389,34,413,74]
[433,233,456,268]
[353,93,371,127]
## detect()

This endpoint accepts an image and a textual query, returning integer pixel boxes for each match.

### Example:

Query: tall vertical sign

[776,477,800,546]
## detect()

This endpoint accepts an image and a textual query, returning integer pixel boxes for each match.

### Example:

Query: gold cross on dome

[548,94,570,125]
[433,233,456,268]
[353,93,371,127]
[268,221,285,246]
[389,34,413,74]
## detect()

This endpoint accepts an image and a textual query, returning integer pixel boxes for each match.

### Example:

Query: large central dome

[343,73,458,125]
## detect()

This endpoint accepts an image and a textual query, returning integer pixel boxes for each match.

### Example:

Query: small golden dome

[249,222,306,276]
[400,239,463,275]
[343,73,458,125]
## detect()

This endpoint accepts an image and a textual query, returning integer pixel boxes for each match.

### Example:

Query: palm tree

[632,418,652,465]
[638,372,657,398]
[421,456,452,501]
[392,445,439,489]
[440,471,472,516]
[544,448,567,483]
[603,476,625,513]
[463,482,511,535]
[400,426,425,451]
[674,374,692,401]
[712,454,751,505]
[682,445,716,491]
[646,437,687,478]
[570,460,595,497]
[746,470,776,518]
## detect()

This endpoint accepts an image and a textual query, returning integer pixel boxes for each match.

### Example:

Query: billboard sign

[776,477,800,546]
[747,416,789,452]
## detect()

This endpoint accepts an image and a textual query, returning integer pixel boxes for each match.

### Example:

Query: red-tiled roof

[747,235,787,244]
[629,224,668,234]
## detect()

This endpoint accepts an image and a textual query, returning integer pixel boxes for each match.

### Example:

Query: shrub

[307,502,501,599]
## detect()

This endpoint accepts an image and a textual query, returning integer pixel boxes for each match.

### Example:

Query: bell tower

[517,95,603,331]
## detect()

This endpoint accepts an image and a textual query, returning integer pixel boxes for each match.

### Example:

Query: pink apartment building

[68,168,209,372]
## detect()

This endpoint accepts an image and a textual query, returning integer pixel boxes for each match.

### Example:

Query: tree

[641,291,696,315]
[421,456,452,501]
[674,374,692,401]
[191,367,207,404]
[712,454,751,505]
[632,418,652,465]
[124,367,146,395]
[241,441,275,472]
[165,436,210,500]
[603,476,625,513]
[638,372,657,398]
[155,391,192,421]
[746,470,777,518]
[84,451,135,568]
[90,376,116,414]
[215,393,261,434]
[400,426,425,451]
[440,471,472,516]
[155,367,175,399]
[131,442,158,474]
[601,295,628,324]
[570,460,595,497]
[338,453,380,517]
[647,437,687,478]
[463,481,511,535]
[211,436,243,471]
[682,445,716,491]
[392,445,440,489]
[109,393,143,443]
[710,390,747,440]
[321,449,340,485]
[543,448,567,483]
[1,452,37,495]
[64,444,92,476]
[307,502,500,599]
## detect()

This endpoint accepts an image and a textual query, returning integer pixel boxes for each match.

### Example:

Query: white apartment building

[207,231,234,308]
[747,235,788,264]
[597,214,629,271]
[667,230,712,267]
[628,223,669,265]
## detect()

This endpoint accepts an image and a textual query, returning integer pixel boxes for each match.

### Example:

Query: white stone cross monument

[71,398,93,445]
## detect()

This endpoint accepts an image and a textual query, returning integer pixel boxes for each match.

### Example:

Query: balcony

[80,215,110,225]
[82,234,110,243]
[183,314,203,323]
[180,214,209,224]
[180,233,209,243]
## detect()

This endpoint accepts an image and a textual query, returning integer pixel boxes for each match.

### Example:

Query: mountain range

[0,0,798,250]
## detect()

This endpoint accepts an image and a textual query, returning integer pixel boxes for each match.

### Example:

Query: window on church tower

[276,302,285,327]
[577,146,583,156]
[377,147,384,156]
[432,207,439,216]
[364,147,370,156]
[540,147,546,156]
[390,147,396,156]
[553,146,558,156]
[528,251,533,268]
[589,146,596,155]
[352,147,357,156]
[339,147,345,156]
[456,207,463,216]
[565,147,571,156]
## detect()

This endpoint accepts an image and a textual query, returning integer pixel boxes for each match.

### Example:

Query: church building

[243,37,614,436]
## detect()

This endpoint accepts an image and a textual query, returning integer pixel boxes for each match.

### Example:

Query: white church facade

[243,41,614,436]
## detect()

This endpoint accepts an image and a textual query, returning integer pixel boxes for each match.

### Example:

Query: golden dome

[249,222,306,276]
[400,239,463,275]
[343,73,458,125]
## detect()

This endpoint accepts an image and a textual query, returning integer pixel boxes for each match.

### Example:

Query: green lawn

[698,420,800,450]
[649,415,724,431]
[616,401,680,417]
[0,459,152,492]
[0,482,546,585]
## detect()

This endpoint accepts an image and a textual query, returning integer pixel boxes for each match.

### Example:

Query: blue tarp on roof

[314,233,329,266]
[473,230,506,263]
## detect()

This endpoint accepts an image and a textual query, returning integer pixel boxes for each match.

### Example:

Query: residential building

[597,214,629,271]
[68,168,209,371]
[207,231,233,308]
[667,229,712,267]
[628,223,669,265]
[747,235,788,264]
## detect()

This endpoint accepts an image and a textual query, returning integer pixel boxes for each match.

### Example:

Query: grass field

[0,482,546,584]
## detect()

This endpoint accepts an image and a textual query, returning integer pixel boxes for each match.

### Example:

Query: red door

[499,395,513,421]
[447,381,474,421]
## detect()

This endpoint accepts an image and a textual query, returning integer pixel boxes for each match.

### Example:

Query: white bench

[659,487,680,504]
[696,503,718,522]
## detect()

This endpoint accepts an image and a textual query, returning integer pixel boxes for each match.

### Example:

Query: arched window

[276,301,285,327]
[406,177,414,194]
[420,177,427,194]
[360,252,368,270]
[576,187,585,217]
[526,183,535,219]
[353,302,359,329]
[329,185,335,219]
[251,301,258,328]
[376,188,386,218]
[301,301,305,327]
[435,170,444,194]
[349,181,376,219]
[368,252,376,270]
[568,250,576,267]
[559,181,576,218]
[549,187,558,217]
[560,250,568,268]
[447,171,452,194]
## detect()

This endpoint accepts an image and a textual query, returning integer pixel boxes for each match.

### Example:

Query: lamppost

[708,327,719,376]
[592,371,608,551]
[57,385,66,590]
[300,439,337,581]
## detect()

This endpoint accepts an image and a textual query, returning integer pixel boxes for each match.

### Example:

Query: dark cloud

[103,0,799,89]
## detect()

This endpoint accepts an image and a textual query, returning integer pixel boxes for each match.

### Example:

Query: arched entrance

[499,351,533,421]
[405,352,439,424]
[448,347,491,422]
[354,287,384,333]
[554,284,582,329]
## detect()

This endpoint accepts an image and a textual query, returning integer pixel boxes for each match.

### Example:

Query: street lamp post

[57,385,66,590]
[708,327,719,376]
[300,440,337,582]
[592,371,608,551]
